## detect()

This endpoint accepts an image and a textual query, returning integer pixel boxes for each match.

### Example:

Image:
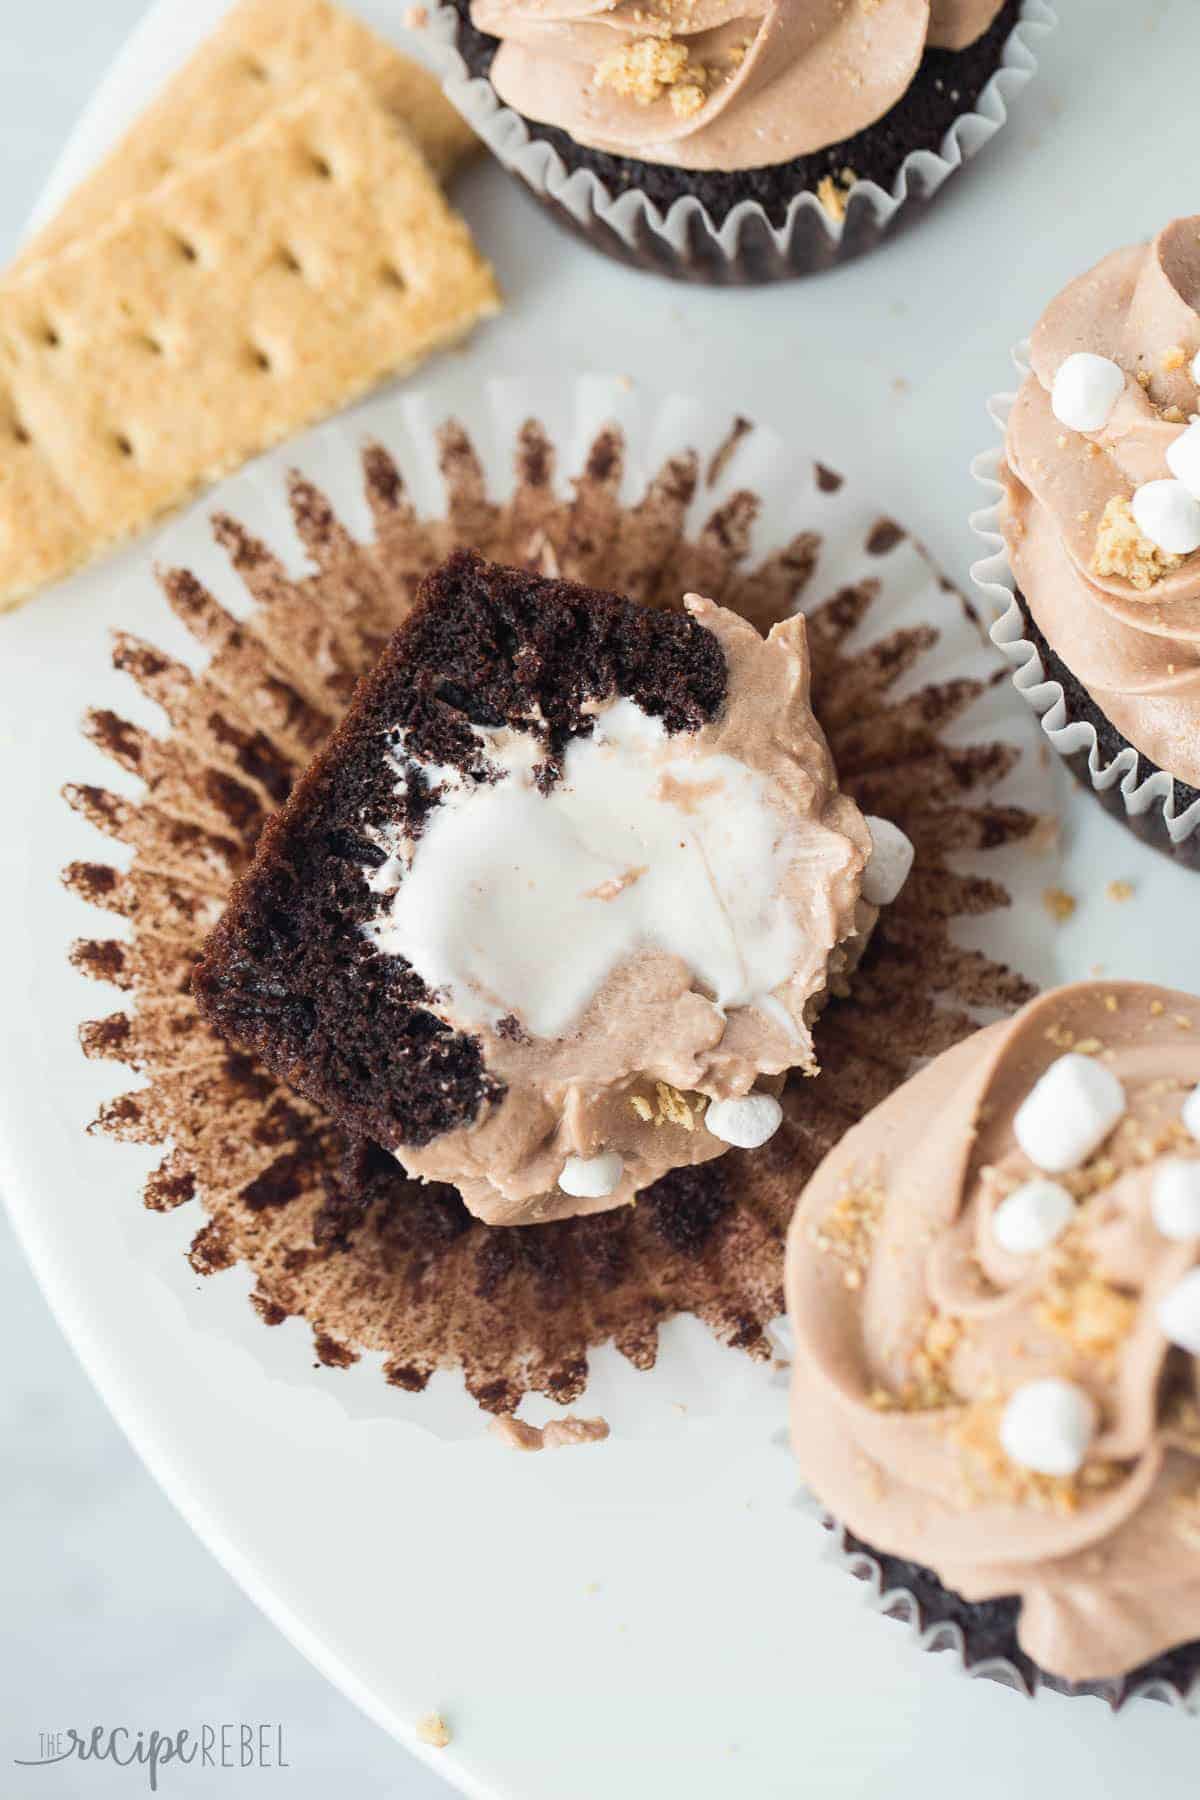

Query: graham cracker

[0,72,499,611]
[18,0,476,268]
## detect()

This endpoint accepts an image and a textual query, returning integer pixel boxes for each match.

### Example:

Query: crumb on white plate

[416,1712,451,1749]
[488,1413,611,1452]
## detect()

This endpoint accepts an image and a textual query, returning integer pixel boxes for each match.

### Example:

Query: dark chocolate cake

[193,548,728,1154]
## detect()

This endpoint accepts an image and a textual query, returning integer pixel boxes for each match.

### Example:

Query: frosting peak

[787,982,1200,1684]
[471,0,1006,172]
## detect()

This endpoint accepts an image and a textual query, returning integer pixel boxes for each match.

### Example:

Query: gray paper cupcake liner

[971,344,1200,863]
[816,1514,1200,1711]
[424,0,1056,285]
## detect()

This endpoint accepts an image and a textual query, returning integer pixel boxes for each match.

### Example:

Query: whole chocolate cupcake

[434,0,1050,283]
[984,216,1200,866]
[786,980,1200,1703]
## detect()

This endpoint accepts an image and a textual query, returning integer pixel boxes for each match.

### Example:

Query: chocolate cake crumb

[642,1161,730,1254]
[316,1135,469,1249]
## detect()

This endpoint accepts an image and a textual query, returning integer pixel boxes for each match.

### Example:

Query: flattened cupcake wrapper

[424,0,1055,284]
[972,344,1200,860]
[813,1514,1200,1711]
[65,369,1053,1441]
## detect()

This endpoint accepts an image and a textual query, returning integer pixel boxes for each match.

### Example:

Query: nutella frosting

[369,596,871,1226]
[787,982,1200,1684]
[1004,218,1200,786]
[471,0,1006,172]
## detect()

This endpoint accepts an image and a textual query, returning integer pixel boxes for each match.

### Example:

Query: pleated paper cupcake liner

[973,344,1200,867]
[64,368,1052,1440]
[811,1515,1200,1711]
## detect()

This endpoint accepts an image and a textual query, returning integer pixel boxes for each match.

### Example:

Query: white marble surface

[0,8,454,1794]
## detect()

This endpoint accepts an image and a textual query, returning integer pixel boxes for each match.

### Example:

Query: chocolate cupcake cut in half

[194,547,889,1226]
[438,0,1046,282]
[787,980,1200,1702]
[66,404,1042,1413]
[987,216,1200,866]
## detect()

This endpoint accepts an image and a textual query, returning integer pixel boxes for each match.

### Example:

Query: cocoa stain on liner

[65,418,1039,1415]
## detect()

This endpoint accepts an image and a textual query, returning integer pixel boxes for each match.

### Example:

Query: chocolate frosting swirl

[786,982,1200,1684]
[1004,218,1200,786]
[470,0,1006,172]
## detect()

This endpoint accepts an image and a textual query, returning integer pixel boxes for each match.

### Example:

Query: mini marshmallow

[861,816,915,906]
[558,1151,624,1199]
[1167,420,1200,500]
[1192,348,1200,386]
[991,1178,1074,1256]
[1012,1053,1126,1174]
[705,1093,783,1150]
[1151,1158,1200,1241]
[1182,1083,1200,1141]
[1157,1268,1200,1355]
[1050,352,1124,434]
[1131,479,1200,556]
[999,1378,1097,1478]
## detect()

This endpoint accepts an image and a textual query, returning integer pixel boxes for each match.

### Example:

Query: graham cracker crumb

[1038,1258,1136,1363]
[669,81,707,119]
[416,1713,451,1749]
[1027,813,1060,855]
[488,1413,611,1452]
[1042,886,1077,924]
[889,1312,961,1412]
[810,1167,882,1290]
[1163,345,1187,373]
[629,1082,705,1129]
[542,1415,611,1450]
[952,1396,1119,1514]
[1106,879,1135,904]
[594,36,702,106]
[657,1080,701,1129]
[816,167,857,224]
[586,865,647,901]
[1092,495,1184,592]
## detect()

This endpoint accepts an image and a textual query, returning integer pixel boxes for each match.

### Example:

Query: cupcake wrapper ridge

[972,343,1200,865]
[818,1515,1200,1711]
